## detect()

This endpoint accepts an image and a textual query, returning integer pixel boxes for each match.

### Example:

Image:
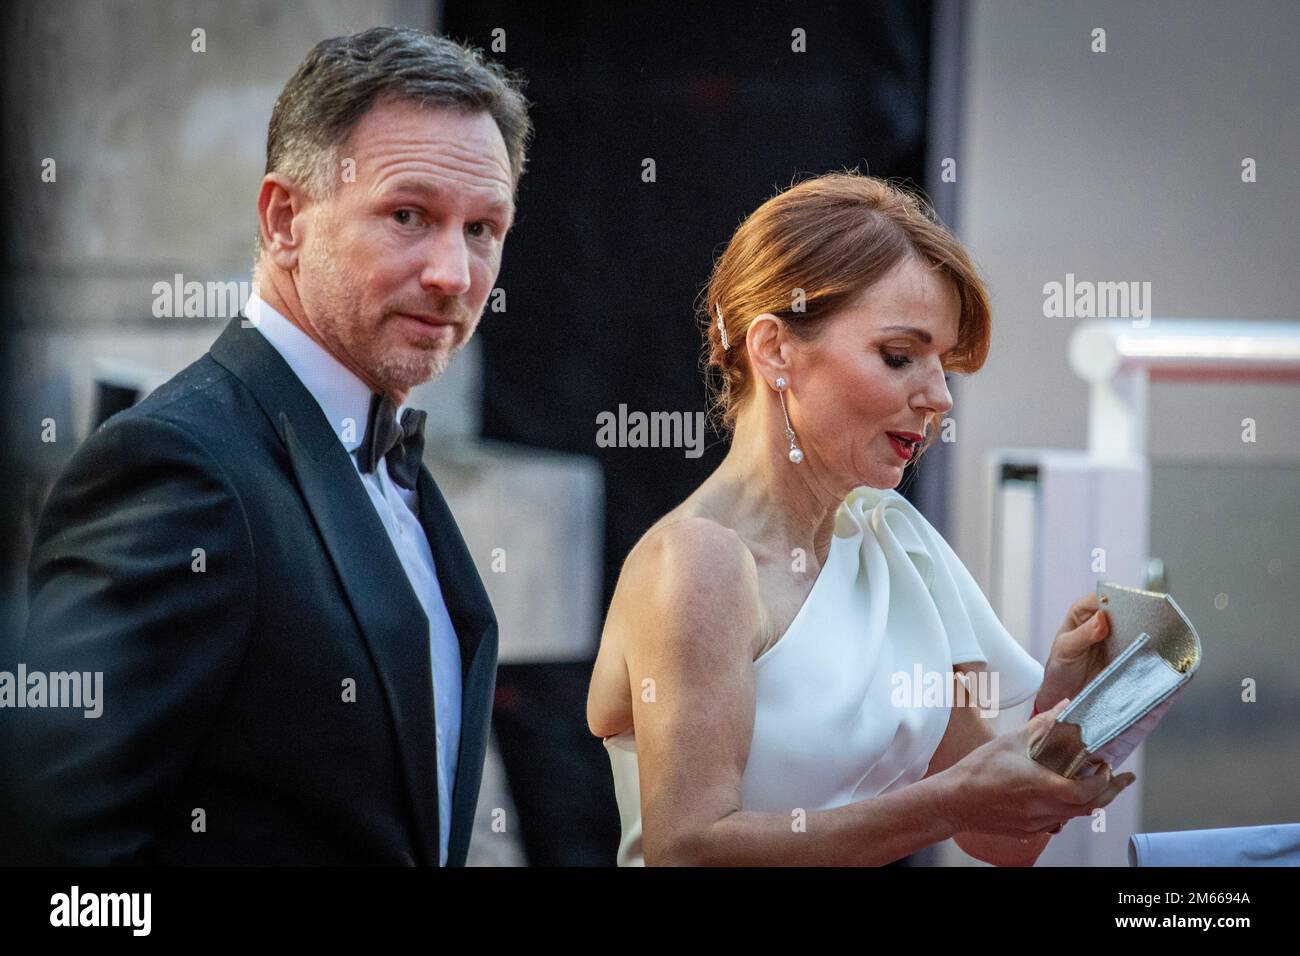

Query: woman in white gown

[586,172,1136,866]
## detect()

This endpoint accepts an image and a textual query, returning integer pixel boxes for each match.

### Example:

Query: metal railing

[1068,319,1300,458]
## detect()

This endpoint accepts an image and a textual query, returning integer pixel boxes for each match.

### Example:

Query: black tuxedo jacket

[15,316,498,865]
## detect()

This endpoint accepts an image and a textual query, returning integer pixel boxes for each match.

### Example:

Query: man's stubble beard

[371,317,454,392]
[304,230,465,396]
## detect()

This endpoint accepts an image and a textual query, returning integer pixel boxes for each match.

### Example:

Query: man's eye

[392,209,420,226]
[467,221,493,239]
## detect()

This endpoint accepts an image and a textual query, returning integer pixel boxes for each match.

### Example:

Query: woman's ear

[746,313,789,388]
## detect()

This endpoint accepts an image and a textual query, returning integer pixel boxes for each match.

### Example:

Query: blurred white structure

[974,319,1300,867]
[1069,319,1300,459]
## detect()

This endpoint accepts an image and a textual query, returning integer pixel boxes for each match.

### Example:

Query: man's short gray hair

[256,26,531,255]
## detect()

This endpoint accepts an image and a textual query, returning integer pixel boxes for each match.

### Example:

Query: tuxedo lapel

[415,466,499,867]
[414,467,494,675]
[209,317,443,866]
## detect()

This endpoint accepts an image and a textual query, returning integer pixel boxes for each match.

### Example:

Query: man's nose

[420,227,472,297]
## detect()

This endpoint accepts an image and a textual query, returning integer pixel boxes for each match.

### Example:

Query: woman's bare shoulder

[589,513,762,737]
[626,511,757,599]
[608,510,764,660]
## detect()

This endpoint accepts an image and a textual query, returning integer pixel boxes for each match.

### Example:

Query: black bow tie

[357,392,427,490]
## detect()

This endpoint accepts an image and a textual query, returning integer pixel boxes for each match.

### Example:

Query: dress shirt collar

[245,291,409,453]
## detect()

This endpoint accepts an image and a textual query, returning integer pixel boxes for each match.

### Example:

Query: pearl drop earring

[774,377,804,464]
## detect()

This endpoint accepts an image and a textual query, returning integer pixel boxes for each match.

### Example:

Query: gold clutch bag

[1030,581,1201,779]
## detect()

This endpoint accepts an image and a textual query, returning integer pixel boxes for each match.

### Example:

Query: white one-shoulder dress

[602,485,1045,866]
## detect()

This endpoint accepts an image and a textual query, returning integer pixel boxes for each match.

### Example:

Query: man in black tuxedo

[13,27,531,865]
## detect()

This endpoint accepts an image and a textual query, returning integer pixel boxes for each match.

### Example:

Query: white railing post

[1069,319,1300,457]
[977,318,1300,867]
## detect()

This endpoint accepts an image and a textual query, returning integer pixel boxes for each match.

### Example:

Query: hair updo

[700,171,992,460]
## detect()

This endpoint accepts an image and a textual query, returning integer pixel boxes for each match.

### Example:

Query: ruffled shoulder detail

[838,486,1044,709]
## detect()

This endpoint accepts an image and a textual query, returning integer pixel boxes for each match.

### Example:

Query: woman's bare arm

[923,668,1049,866]
[619,517,965,866]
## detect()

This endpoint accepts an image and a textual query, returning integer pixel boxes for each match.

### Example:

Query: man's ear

[257,172,311,270]
[745,313,791,389]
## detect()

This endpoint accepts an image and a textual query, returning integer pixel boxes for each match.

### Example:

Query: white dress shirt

[246,292,462,866]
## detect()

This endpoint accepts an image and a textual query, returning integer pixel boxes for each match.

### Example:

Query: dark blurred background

[0,0,941,867]
[5,0,1297,867]
[446,0,936,620]
[441,0,938,866]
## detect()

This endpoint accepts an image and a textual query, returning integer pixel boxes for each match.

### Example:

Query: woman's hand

[944,699,1136,837]
[1036,592,1110,714]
